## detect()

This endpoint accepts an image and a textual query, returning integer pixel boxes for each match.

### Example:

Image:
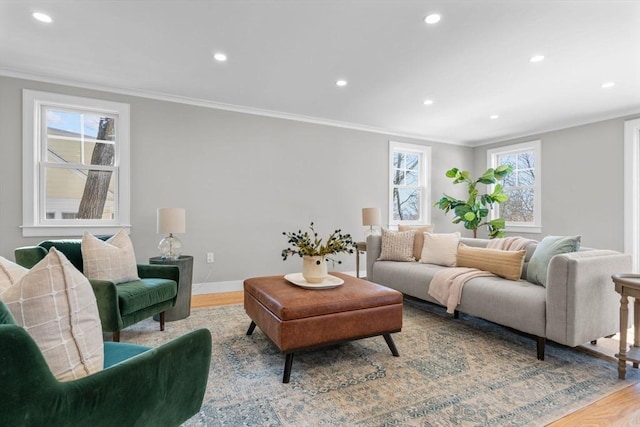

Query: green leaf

[445,168,458,178]
[463,211,476,221]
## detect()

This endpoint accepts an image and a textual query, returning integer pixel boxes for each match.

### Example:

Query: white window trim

[388,141,431,227]
[487,140,542,234]
[624,118,640,273]
[22,90,131,237]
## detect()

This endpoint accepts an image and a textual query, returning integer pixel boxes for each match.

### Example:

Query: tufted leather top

[244,272,402,321]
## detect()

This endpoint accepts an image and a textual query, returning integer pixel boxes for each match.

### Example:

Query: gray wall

[0,76,471,285]
[473,114,640,250]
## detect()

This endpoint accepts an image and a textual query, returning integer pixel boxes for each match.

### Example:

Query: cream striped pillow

[457,243,526,281]
[0,256,28,293]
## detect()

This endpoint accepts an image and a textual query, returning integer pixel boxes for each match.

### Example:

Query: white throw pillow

[0,256,28,294]
[2,248,104,381]
[378,229,416,262]
[82,229,139,284]
[419,232,461,267]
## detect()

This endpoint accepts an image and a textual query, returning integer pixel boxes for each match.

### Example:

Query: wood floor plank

[191,291,640,425]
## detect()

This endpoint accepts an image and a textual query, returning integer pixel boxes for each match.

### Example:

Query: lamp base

[158,234,183,260]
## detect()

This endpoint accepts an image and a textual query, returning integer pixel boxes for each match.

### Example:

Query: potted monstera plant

[434,165,513,238]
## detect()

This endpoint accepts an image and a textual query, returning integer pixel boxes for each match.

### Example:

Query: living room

[1,1,639,425]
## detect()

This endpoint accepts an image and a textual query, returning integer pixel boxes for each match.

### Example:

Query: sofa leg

[159,312,165,331]
[536,336,545,360]
[453,310,459,319]
[113,331,120,342]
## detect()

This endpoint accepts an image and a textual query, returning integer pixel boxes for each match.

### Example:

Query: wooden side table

[612,273,640,379]
[355,241,367,278]
[150,255,194,321]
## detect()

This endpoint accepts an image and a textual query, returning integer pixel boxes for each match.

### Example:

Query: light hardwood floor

[192,291,640,426]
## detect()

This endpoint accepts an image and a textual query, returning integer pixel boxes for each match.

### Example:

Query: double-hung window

[487,140,541,233]
[22,90,130,237]
[389,141,431,227]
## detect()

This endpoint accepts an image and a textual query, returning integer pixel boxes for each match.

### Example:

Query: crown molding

[1,68,462,146]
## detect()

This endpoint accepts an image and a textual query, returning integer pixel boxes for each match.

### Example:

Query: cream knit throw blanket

[428,237,536,313]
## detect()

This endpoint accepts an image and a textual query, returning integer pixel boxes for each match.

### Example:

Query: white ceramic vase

[302,255,328,283]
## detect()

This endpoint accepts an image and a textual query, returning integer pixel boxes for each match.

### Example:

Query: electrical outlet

[206,252,214,263]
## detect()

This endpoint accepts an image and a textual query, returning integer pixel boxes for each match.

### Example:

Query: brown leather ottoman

[243,272,403,383]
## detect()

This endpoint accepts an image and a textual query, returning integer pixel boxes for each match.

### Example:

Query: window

[487,140,541,233]
[22,90,130,237]
[389,141,431,226]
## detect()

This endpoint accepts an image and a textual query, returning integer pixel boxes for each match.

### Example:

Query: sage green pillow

[527,235,581,286]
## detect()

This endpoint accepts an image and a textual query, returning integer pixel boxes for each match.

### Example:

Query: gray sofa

[366,235,631,359]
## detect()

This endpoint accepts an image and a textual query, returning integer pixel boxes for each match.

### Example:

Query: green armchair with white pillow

[14,230,179,341]
[0,300,211,426]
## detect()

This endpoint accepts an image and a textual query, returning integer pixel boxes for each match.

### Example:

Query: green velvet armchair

[15,239,179,342]
[0,301,212,427]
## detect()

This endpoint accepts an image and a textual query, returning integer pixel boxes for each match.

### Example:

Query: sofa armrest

[0,325,212,427]
[545,249,632,346]
[14,245,48,269]
[137,263,180,284]
[366,235,382,281]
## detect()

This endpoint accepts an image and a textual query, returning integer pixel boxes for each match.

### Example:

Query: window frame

[22,90,131,237]
[388,141,431,227]
[486,140,542,234]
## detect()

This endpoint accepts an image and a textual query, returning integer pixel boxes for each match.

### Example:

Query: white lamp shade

[362,207,381,226]
[157,208,186,234]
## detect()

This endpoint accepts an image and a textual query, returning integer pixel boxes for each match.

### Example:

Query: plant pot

[302,255,328,283]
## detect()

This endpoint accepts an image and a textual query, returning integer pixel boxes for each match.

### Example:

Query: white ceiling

[1,1,639,146]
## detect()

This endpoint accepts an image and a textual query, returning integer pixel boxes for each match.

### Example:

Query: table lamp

[157,208,185,260]
[362,207,381,238]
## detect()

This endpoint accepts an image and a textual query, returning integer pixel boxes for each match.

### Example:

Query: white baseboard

[192,270,365,295]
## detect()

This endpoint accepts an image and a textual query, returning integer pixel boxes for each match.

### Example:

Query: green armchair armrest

[0,324,212,427]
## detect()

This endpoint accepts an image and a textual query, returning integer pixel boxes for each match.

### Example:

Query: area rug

[120,301,640,426]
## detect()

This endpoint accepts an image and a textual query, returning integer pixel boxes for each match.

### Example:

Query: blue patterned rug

[122,301,639,426]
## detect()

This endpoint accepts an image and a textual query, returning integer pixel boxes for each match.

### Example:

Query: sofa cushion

[117,278,178,316]
[419,232,461,267]
[1,248,103,381]
[0,256,28,293]
[398,224,434,261]
[527,235,581,286]
[82,229,140,284]
[378,229,416,262]
[457,243,526,281]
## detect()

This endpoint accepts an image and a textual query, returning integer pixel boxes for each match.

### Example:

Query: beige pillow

[398,224,434,261]
[2,248,103,381]
[457,243,526,281]
[0,256,28,293]
[378,229,416,262]
[419,232,461,266]
[82,229,139,284]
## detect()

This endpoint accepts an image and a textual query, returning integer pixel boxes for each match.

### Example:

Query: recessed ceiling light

[529,55,545,63]
[423,99,434,106]
[424,14,441,24]
[336,79,348,87]
[490,115,500,120]
[32,12,52,23]
[213,52,227,62]
[601,81,615,88]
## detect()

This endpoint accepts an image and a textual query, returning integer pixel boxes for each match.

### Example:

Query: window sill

[21,224,132,238]
[504,224,542,234]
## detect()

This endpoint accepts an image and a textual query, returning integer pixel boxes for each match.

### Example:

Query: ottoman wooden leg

[383,333,400,357]
[246,321,256,336]
[283,353,294,383]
